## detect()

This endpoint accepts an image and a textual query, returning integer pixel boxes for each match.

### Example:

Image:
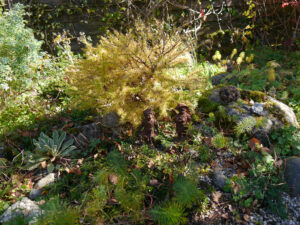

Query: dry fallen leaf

[212,191,222,203]
[149,179,159,186]
[108,174,118,185]
[243,214,250,222]
[114,141,122,152]
[148,159,155,169]
[50,157,56,162]
[221,213,229,219]
[41,161,47,169]
[248,137,261,150]
[233,184,239,195]
[228,204,233,212]
[77,158,84,165]
[69,168,82,175]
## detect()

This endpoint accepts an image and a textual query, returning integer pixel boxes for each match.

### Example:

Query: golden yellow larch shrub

[67,21,207,127]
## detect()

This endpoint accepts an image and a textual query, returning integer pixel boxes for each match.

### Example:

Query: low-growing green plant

[270,126,300,157]
[173,175,205,208]
[23,130,76,172]
[211,132,227,149]
[36,196,80,225]
[3,214,32,225]
[150,201,188,225]
[226,149,287,218]
[234,117,257,137]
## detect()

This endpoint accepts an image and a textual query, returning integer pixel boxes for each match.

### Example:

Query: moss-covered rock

[240,90,266,102]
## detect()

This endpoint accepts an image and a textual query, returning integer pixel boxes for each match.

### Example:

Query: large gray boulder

[0,197,43,224]
[284,157,300,196]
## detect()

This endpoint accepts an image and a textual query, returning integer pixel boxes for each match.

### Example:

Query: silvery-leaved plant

[24,130,76,172]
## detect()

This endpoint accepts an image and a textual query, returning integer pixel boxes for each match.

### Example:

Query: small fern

[84,186,107,220]
[115,186,144,221]
[234,116,257,136]
[173,175,200,207]
[150,201,188,225]
[106,150,128,175]
[36,196,80,225]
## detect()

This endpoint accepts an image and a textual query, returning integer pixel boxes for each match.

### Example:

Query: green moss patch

[240,90,266,102]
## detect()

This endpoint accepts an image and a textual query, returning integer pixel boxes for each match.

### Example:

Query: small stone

[284,157,300,195]
[209,89,223,104]
[213,170,227,190]
[0,197,43,224]
[35,173,56,189]
[29,189,42,200]
[251,103,265,116]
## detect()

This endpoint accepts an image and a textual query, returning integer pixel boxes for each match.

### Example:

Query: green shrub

[0,6,74,134]
[0,4,43,99]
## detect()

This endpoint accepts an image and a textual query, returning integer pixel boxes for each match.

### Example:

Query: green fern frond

[106,150,128,175]
[36,196,80,225]
[85,186,108,217]
[173,175,200,207]
[150,201,188,225]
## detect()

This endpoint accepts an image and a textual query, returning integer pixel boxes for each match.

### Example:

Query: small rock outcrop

[102,111,121,137]
[0,197,43,224]
[213,170,227,190]
[199,86,299,147]
[284,157,300,196]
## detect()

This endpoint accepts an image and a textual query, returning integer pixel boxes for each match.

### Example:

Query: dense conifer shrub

[68,21,206,126]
